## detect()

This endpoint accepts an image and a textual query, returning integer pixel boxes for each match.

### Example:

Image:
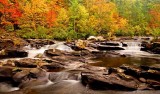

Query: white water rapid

[118,41,152,56]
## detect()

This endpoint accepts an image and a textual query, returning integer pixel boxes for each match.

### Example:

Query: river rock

[141,41,160,54]
[81,72,140,90]
[45,49,65,57]
[152,47,160,54]
[78,64,106,72]
[0,49,28,59]
[40,63,65,72]
[120,64,141,78]
[13,68,47,88]
[0,67,14,81]
[97,45,125,50]
[14,59,38,68]
[100,42,120,46]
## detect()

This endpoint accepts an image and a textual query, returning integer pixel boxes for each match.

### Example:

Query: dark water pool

[90,56,160,67]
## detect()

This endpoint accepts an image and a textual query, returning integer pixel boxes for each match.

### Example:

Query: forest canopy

[0,0,160,40]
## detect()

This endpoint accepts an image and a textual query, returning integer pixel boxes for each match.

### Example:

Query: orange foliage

[0,0,8,6]
[46,10,57,27]
[46,0,63,27]
[0,0,22,24]
[149,4,160,28]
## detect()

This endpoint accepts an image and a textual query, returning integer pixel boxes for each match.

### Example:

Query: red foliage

[0,0,22,24]
[0,0,9,6]
[46,10,57,27]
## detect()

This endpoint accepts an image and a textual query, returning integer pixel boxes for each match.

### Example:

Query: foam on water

[0,83,19,92]
[24,45,50,58]
[48,42,73,52]
[118,41,153,56]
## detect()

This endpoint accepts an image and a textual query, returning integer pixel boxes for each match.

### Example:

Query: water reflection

[90,56,160,67]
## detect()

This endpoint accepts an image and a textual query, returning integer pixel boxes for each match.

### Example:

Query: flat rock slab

[81,64,160,90]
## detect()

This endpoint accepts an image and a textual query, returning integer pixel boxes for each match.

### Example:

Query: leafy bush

[151,28,160,39]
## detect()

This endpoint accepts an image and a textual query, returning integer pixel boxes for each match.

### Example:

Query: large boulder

[0,49,28,59]
[152,47,160,54]
[13,68,48,88]
[14,59,38,68]
[141,41,160,54]
[81,72,143,90]
[0,67,14,82]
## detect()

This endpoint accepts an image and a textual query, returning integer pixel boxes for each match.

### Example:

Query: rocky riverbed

[0,37,160,94]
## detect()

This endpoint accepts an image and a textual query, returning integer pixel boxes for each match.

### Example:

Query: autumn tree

[83,0,128,37]
[19,0,49,31]
[0,0,22,30]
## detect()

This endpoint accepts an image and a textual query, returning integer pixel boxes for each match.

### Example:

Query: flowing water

[1,41,160,94]
[90,41,160,67]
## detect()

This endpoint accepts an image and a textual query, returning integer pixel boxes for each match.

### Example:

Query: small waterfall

[48,42,73,52]
[0,83,19,92]
[123,41,141,51]
[119,41,151,56]
[24,45,50,58]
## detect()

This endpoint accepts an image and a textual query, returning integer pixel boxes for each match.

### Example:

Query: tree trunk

[13,24,21,30]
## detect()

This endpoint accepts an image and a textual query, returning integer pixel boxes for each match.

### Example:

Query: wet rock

[26,39,55,49]
[120,64,141,78]
[122,42,128,47]
[0,67,14,81]
[13,68,47,88]
[141,41,151,51]
[141,42,160,54]
[81,72,139,90]
[78,64,106,72]
[14,59,38,68]
[0,49,28,59]
[40,63,65,72]
[152,47,160,54]
[141,65,160,71]
[100,42,120,46]
[45,49,65,57]
[97,45,125,50]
